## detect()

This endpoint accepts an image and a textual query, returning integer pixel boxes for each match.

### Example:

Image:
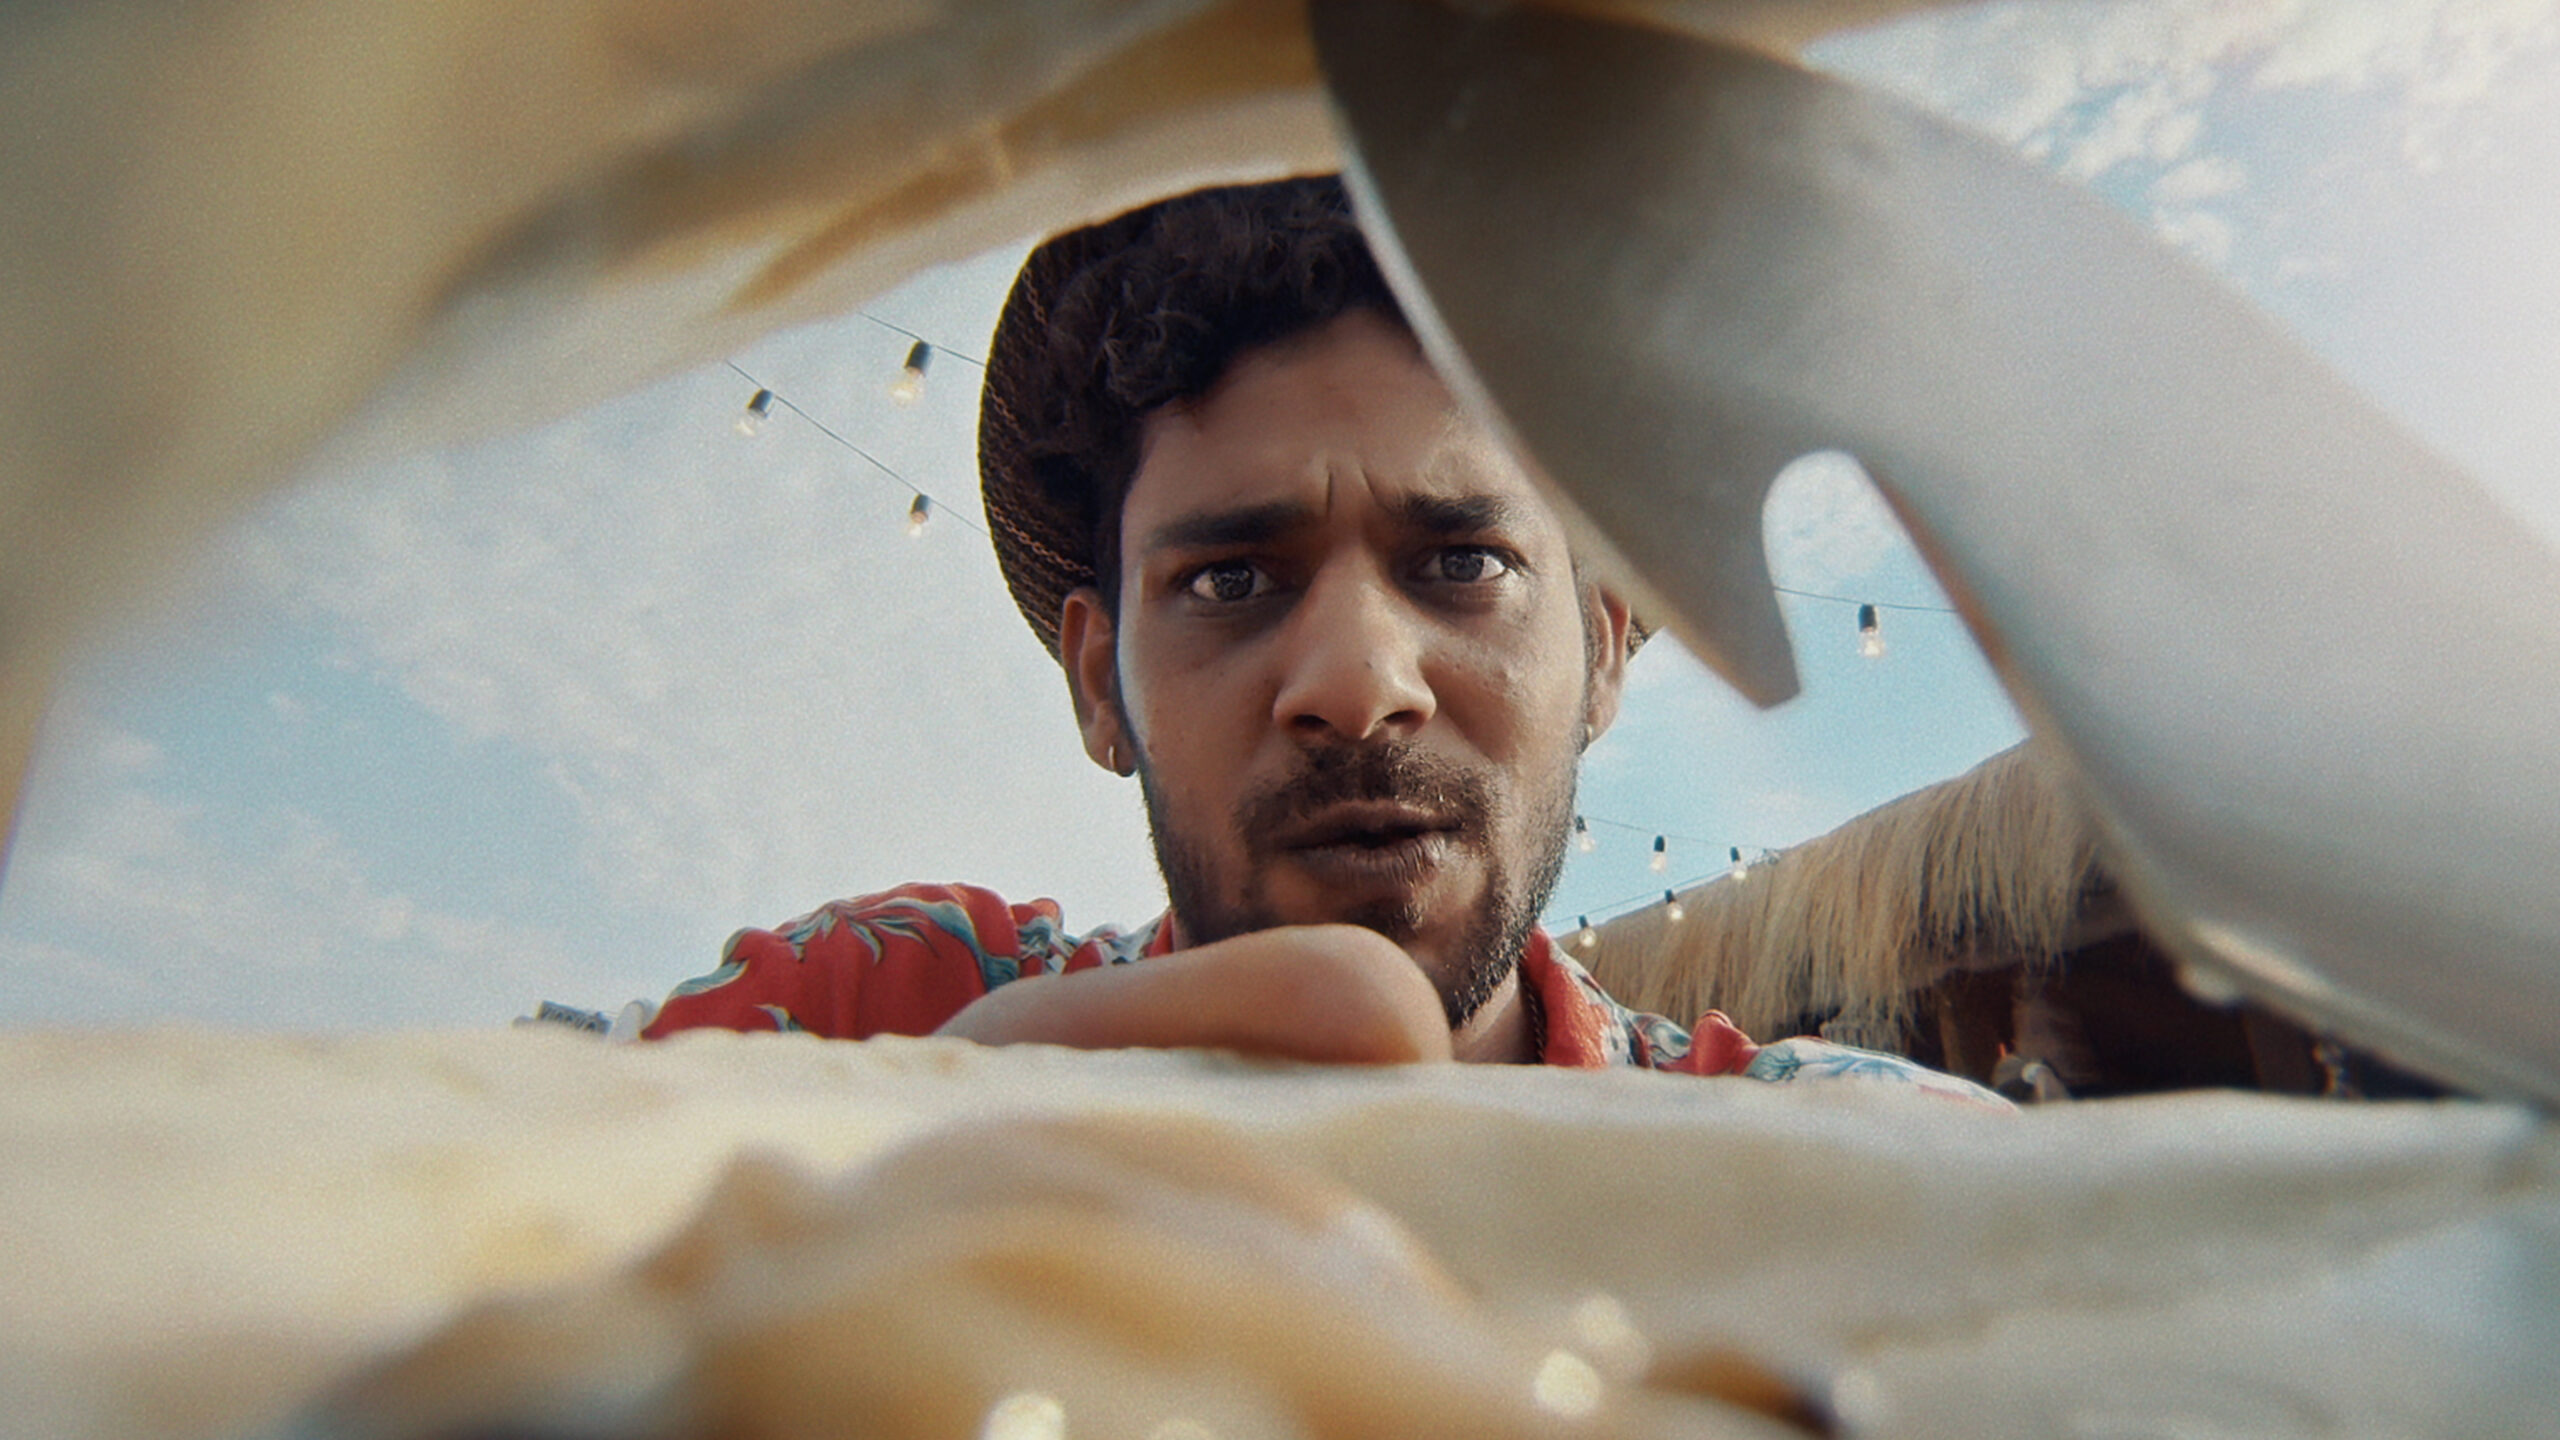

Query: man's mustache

[1236,743,1497,848]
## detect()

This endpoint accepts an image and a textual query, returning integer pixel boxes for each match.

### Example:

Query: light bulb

[890,340,933,406]
[1574,917,1597,952]
[1728,844,1750,881]
[906,493,932,536]
[1650,835,1668,872]
[736,387,775,436]
[1857,603,1885,659]
[1574,815,1596,853]
[1663,890,1685,923]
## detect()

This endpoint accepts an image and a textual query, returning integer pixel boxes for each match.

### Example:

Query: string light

[1550,870,1747,936]
[1545,874,1721,938]
[1773,582,1971,654]
[1576,813,1755,851]
[890,340,933,406]
[719,361,987,541]
[1575,815,1597,853]
[1773,583,1959,615]
[1545,808,1812,934]
[1649,834,1668,872]
[857,311,986,369]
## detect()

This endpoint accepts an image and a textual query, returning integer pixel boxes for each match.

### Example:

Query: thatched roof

[1582,739,2119,1045]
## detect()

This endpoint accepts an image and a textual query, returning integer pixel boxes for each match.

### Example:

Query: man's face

[1063,310,1627,1026]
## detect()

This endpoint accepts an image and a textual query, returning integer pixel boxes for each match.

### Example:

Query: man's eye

[1423,547,1515,584]
[1185,561,1271,603]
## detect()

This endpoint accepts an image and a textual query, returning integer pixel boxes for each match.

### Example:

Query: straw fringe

[1584,739,2103,1045]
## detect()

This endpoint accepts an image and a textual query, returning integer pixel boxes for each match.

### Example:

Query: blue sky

[4,0,2555,1028]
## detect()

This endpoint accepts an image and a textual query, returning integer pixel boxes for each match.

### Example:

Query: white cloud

[0,715,593,1027]
[2151,205,2236,267]
[0,933,160,1020]
[2056,68,2210,181]
[218,278,1164,945]
[1760,452,1912,591]
[2249,0,2560,167]
[2154,153,2248,206]
[1817,0,2560,268]
[1738,788,1827,844]
[90,727,164,775]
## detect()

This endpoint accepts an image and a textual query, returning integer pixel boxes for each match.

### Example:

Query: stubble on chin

[1137,741,1573,1030]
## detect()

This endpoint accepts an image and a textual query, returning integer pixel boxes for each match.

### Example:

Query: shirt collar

[1520,929,1636,1068]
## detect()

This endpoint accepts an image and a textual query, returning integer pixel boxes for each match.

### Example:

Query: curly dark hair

[979,175,1410,658]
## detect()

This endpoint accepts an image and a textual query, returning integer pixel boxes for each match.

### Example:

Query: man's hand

[932,925,1454,1064]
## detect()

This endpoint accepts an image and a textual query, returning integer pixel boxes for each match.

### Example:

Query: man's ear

[1583,586,1635,745]
[1059,588,1132,775]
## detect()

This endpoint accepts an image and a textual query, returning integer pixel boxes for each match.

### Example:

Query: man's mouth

[1280,802,1459,852]
[1273,802,1469,895]
[1229,745,1497,911]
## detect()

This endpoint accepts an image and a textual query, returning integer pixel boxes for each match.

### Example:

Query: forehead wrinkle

[1329,408,1527,513]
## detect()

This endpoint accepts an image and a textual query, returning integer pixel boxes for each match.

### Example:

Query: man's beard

[1138,739,1575,1030]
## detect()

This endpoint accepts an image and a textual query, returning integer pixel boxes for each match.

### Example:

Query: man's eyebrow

[1140,500,1317,556]
[1395,493,1531,537]
[1140,494,1531,557]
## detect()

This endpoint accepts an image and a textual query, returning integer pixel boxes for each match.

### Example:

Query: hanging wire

[1538,831,1794,933]
[723,360,988,540]
[1578,813,1727,849]
[1772,583,1959,615]
[1551,813,1790,927]
[857,312,986,369]
[1543,870,1738,935]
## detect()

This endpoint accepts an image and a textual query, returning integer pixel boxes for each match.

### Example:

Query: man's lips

[1276,801,1461,852]
[1268,802,1472,898]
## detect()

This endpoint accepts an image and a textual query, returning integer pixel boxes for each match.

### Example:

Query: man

[642,176,1991,1098]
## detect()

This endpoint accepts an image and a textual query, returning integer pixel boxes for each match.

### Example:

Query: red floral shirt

[641,882,2005,1103]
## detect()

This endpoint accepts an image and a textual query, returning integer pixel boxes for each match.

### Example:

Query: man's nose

[1271,563,1437,743]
